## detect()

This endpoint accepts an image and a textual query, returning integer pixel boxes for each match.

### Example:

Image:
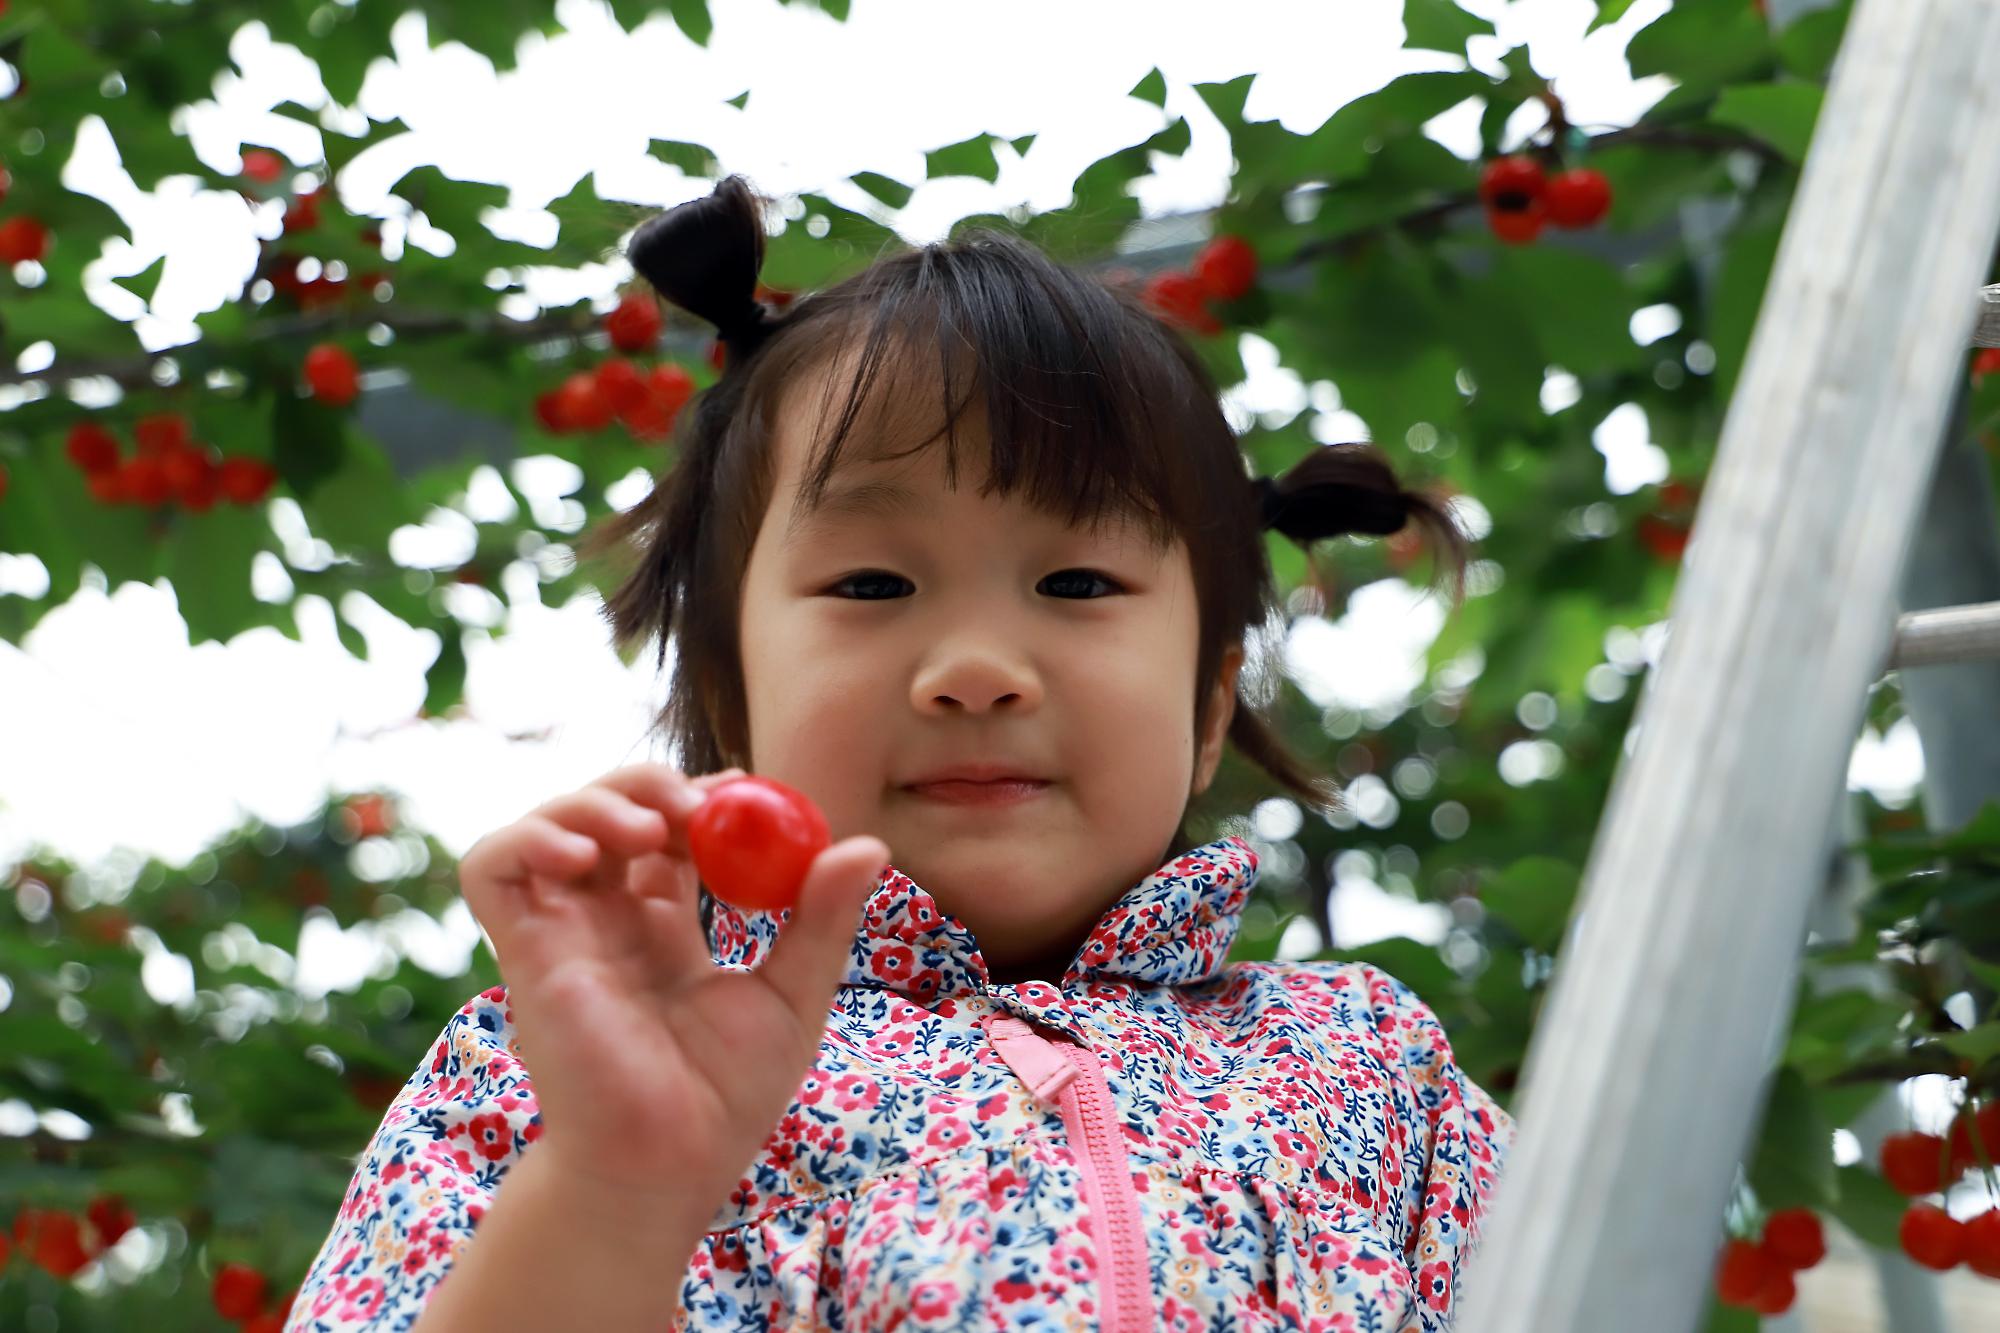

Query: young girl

[286,174,1513,1333]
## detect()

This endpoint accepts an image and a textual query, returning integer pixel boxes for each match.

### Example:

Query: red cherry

[1192,234,1258,302]
[1637,513,1690,563]
[1657,478,1698,512]
[65,421,121,473]
[1972,347,2000,385]
[1964,1209,2000,1279]
[283,188,322,235]
[345,793,393,838]
[84,1195,135,1251]
[16,1209,92,1279]
[1762,1208,1826,1271]
[1545,168,1612,229]
[121,454,172,507]
[304,342,361,406]
[1881,1130,1948,1196]
[1748,1261,1796,1315]
[217,456,278,506]
[1478,155,1546,210]
[553,372,613,432]
[134,412,192,457]
[593,356,650,415]
[648,363,695,415]
[1714,1237,1772,1308]
[621,364,697,441]
[604,292,664,352]
[0,215,50,265]
[160,444,218,508]
[686,775,831,913]
[213,1261,268,1319]
[241,149,285,184]
[87,468,128,504]
[1141,270,1222,335]
[1900,1202,1966,1271]
[296,274,348,310]
[533,389,569,434]
[1484,199,1546,245]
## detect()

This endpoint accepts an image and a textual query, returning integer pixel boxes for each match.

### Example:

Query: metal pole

[1456,3,2000,1328]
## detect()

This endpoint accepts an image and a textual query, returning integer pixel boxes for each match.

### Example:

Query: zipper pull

[984,1014,1078,1106]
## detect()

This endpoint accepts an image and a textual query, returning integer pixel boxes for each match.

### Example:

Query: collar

[704,834,1260,1002]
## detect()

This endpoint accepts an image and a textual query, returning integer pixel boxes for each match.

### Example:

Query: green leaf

[1936,1021,2000,1065]
[851,171,913,210]
[1330,936,1461,1001]
[1745,1065,1838,1210]
[1710,82,1824,164]
[1479,855,1580,952]
[1128,67,1167,108]
[1626,0,1773,99]
[1585,0,1644,37]
[1402,0,1497,58]
[159,506,271,645]
[668,0,713,46]
[1708,212,1785,406]
[424,626,468,715]
[1489,245,1643,379]
[1827,1163,1908,1250]
[272,391,350,501]
[648,138,721,178]
[1776,2,1854,83]
[304,434,410,556]
[926,133,1002,184]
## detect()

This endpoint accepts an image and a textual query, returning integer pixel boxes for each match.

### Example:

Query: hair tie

[1250,472,1409,539]
[715,297,778,352]
[1250,475,1285,530]
[625,175,782,367]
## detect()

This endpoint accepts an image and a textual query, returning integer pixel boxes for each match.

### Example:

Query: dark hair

[577,175,1469,927]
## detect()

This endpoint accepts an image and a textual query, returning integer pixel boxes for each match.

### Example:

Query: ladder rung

[1887,599,2000,668]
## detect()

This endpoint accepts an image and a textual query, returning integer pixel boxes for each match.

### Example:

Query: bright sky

[0,0,1925,995]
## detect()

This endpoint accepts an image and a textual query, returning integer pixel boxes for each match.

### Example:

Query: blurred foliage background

[4,0,2000,1329]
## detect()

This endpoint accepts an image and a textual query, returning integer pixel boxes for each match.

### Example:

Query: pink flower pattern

[287,836,1512,1331]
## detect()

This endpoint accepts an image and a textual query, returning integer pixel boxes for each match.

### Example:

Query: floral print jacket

[288,834,1514,1332]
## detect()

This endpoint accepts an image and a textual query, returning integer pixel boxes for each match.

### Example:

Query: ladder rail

[1456,3,2000,1328]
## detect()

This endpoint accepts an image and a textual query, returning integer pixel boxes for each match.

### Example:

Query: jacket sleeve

[1355,963,1516,1325]
[285,984,542,1333]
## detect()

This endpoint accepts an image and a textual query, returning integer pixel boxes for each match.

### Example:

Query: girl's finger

[534,786,670,860]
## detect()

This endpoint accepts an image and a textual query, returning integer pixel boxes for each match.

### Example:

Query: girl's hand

[456,763,890,1222]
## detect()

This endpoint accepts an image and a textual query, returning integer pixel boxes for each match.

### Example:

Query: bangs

[779,230,1208,554]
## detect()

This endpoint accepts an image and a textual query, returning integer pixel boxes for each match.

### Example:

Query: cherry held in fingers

[688,775,831,913]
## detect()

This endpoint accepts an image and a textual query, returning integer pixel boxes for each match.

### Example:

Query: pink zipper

[985,1014,1153,1333]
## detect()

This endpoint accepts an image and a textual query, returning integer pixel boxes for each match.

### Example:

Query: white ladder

[1458,1,2000,1328]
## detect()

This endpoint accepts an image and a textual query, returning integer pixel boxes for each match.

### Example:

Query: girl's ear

[1191,644,1245,798]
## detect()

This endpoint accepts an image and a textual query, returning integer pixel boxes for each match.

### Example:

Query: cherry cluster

[1124,234,1259,336]
[533,292,706,440]
[1637,477,1700,564]
[1875,1096,2000,1275]
[0,147,50,269]
[6,1203,296,1329]
[1713,1206,1826,1315]
[62,414,276,510]
[1478,156,1612,245]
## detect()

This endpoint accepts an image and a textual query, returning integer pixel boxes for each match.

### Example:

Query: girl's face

[736,362,1243,985]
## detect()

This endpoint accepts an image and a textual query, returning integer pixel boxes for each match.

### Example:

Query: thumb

[760,835,891,1033]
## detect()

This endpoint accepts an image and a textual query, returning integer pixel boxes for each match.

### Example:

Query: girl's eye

[824,570,1125,600]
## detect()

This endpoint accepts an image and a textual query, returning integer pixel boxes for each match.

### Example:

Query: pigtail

[1256,441,1469,608]
[625,173,781,362]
